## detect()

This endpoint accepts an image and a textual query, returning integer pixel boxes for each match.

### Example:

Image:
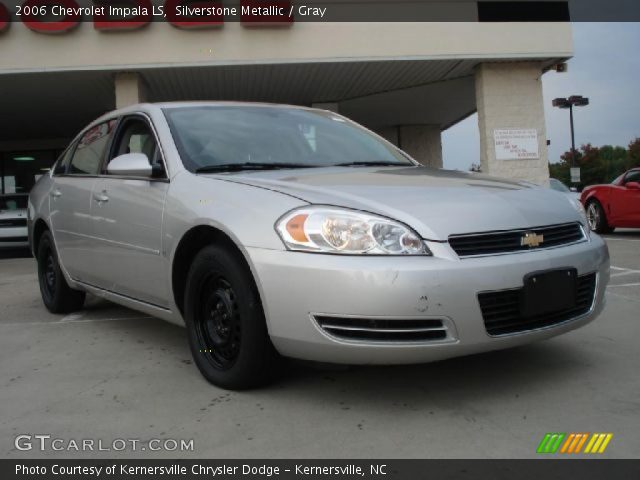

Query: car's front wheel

[184,244,281,389]
[586,200,614,234]
[36,230,86,313]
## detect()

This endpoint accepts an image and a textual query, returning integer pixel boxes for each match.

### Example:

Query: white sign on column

[494,129,539,160]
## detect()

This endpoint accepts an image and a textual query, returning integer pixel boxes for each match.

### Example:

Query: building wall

[1,22,572,74]
[0,15,572,184]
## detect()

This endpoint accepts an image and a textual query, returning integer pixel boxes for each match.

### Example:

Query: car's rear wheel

[586,200,614,234]
[184,244,281,389]
[36,230,86,313]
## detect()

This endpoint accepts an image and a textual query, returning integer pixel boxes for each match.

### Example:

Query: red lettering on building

[0,0,297,35]
[0,2,9,32]
[21,0,80,34]
[93,0,152,31]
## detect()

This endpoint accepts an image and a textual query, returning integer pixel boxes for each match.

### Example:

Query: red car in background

[581,168,640,233]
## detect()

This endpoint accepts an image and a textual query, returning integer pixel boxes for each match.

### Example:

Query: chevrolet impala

[28,102,610,389]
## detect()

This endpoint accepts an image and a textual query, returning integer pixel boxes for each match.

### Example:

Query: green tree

[549,138,640,188]
[627,138,640,169]
[549,156,571,185]
[598,145,627,182]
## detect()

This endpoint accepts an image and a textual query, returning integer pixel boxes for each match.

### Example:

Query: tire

[586,200,615,234]
[184,244,281,389]
[36,230,86,313]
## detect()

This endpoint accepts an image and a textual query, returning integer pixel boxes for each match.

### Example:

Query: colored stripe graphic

[537,433,566,453]
[540,433,613,454]
[574,433,590,453]
[584,433,613,454]
[560,434,575,453]
[560,433,589,453]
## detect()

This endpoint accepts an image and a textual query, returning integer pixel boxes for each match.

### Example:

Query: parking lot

[1,232,639,459]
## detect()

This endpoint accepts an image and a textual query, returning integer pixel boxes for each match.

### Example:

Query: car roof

[116,101,316,117]
[153,101,314,110]
[89,101,324,131]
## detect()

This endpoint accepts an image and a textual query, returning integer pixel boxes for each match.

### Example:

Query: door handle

[94,192,109,204]
[51,189,62,199]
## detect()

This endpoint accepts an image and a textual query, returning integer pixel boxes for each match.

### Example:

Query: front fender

[162,172,309,322]
[582,188,606,208]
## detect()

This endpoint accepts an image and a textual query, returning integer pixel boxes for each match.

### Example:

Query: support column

[475,62,550,184]
[115,72,147,109]
[373,127,398,146]
[398,125,442,168]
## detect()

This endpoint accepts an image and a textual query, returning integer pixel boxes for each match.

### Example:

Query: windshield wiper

[195,163,317,173]
[332,161,411,167]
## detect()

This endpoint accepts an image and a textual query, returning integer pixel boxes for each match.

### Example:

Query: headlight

[569,197,590,238]
[570,197,587,222]
[275,207,431,255]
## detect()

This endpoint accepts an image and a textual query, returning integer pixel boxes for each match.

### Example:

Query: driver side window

[107,117,165,176]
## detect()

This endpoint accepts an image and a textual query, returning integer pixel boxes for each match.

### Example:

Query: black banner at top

[0,0,639,24]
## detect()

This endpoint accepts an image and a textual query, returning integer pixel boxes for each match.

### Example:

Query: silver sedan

[28,102,609,389]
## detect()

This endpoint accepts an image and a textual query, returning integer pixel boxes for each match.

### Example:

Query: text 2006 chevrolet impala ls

[28,103,609,389]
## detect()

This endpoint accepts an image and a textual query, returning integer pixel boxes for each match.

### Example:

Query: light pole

[552,95,590,183]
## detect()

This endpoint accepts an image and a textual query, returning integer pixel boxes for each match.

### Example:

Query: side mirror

[625,181,640,190]
[107,153,152,177]
[569,187,577,192]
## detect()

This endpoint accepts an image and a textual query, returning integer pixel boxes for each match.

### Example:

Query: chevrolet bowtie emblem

[521,232,544,248]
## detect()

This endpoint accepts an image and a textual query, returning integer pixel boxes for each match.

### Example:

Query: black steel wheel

[196,276,242,370]
[42,251,57,302]
[36,230,86,313]
[184,244,282,389]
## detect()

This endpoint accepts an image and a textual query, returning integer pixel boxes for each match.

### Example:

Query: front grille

[314,316,450,343]
[478,273,597,336]
[0,218,27,228]
[449,223,585,257]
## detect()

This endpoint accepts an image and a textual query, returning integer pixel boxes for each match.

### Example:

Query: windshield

[163,106,414,172]
[0,195,28,211]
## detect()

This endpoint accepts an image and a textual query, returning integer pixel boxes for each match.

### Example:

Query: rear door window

[69,120,117,175]
[53,144,76,175]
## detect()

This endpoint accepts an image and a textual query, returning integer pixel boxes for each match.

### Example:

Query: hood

[207,166,583,240]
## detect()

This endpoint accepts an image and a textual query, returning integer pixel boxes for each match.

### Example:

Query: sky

[442,23,640,172]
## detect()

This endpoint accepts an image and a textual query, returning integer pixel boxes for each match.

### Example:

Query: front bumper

[247,234,610,364]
